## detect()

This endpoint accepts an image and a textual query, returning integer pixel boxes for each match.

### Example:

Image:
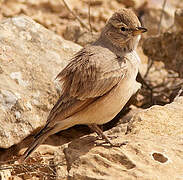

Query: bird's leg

[88,124,102,139]
[88,124,103,139]
[88,123,114,146]
[88,123,128,147]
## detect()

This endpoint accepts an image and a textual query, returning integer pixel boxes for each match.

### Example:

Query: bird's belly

[69,76,138,125]
[91,77,137,124]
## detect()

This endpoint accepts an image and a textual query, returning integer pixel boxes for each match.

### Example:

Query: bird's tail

[18,126,53,163]
[18,117,77,163]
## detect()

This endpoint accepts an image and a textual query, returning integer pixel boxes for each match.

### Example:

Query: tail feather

[34,122,49,139]
[19,127,53,163]
[18,117,76,163]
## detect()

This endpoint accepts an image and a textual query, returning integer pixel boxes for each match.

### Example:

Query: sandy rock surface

[128,97,183,137]
[61,97,183,180]
[54,97,183,180]
[0,15,81,148]
[1,98,183,179]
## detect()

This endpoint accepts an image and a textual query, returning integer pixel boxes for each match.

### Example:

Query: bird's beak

[132,27,147,36]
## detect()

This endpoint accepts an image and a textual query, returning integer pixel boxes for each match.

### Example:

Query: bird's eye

[120,27,126,31]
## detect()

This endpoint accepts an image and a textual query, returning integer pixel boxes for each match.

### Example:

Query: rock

[0,169,12,180]
[63,24,99,46]
[0,15,81,148]
[174,9,183,30]
[63,136,183,180]
[116,0,136,7]
[117,0,147,8]
[58,97,183,179]
[142,31,183,77]
[141,8,174,36]
[1,98,183,179]
[171,0,183,9]
[128,96,183,137]
[139,0,175,36]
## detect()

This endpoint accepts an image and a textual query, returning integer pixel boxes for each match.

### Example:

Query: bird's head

[100,9,147,55]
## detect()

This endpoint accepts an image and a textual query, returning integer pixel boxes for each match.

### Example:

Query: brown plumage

[19,8,147,162]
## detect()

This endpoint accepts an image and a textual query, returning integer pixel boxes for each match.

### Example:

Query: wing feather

[47,46,127,125]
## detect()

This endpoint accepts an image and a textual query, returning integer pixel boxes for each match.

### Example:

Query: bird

[19,8,147,162]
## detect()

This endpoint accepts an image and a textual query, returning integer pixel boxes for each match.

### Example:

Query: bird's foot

[94,140,128,147]
[88,123,128,147]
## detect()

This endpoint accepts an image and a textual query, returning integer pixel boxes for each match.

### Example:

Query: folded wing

[47,46,127,126]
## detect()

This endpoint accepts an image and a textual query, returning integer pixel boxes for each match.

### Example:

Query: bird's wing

[46,47,128,126]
